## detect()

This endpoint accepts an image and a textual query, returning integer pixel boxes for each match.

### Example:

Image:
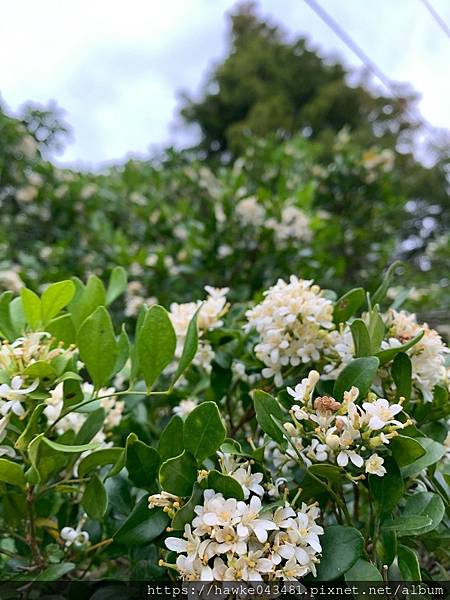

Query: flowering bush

[0,266,448,584]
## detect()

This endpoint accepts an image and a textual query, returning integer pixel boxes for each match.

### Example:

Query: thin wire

[303,0,436,136]
[420,0,450,39]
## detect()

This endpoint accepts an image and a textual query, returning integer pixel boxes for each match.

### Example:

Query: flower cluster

[44,382,124,444]
[266,205,312,244]
[245,277,333,385]
[170,286,229,374]
[165,490,323,581]
[383,310,448,401]
[284,371,409,477]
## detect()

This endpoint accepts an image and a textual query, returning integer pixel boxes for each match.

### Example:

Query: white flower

[173,399,198,418]
[362,398,403,430]
[192,490,241,534]
[365,454,386,477]
[212,525,247,556]
[287,371,320,404]
[60,525,89,547]
[230,466,264,499]
[165,525,212,567]
[336,449,364,468]
[0,376,39,416]
[43,382,64,422]
[245,277,333,385]
[276,557,310,581]
[273,505,296,528]
[266,205,312,244]
[236,196,265,227]
[236,496,277,543]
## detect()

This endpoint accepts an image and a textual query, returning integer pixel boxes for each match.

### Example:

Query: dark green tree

[180,1,417,157]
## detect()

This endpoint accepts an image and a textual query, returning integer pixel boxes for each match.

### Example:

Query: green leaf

[308,464,344,484]
[172,484,203,530]
[207,470,245,500]
[82,474,108,519]
[112,325,130,376]
[15,404,46,451]
[78,448,124,477]
[47,314,77,347]
[0,458,26,487]
[9,297,25,337]
[382,516,433,533]
[401,491,445,536]
[71,275,106,328]
[0,291,16,340]
[23,360,57,382]
[389,435,426,467]
[367,308,385,354]
[376,331,424,365]
[125,434,160,489]
[333,357,379,401]
[106,266,128,305]
[183,401,226,462]
[398,545,421,581]
[40,437,99,453]
[401,437,445,478]
[159,451,197,496]
[20,288,41,329]
[77,306,118,389]
[369,457,403,514]
[252,389,285,445]
[371,261,401,306]
[41,280,75,325]
[172,305,200,385]
[314,525,364,580]
[392,353,412,402]
[345,559,382,582]
[35,562,76,581]
[74,408,106,445]
[137,304,176,391]
[114,497,169,545]
[159,415,184,462]
[350,319,371,357]
[333,287,365,324]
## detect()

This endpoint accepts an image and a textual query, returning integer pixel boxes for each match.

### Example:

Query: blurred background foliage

[0,2,448,331]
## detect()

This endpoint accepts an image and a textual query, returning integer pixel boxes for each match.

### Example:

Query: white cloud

[1,0,448,166]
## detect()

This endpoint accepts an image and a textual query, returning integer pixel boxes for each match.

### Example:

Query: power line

[420,0,450,39]
[303,0,436,136]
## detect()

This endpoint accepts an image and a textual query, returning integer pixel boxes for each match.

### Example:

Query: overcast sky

[1,0,449,169]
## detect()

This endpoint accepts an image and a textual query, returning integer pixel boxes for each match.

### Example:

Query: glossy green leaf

[389,435,426,467]
[371,261,401,306]
[47,314,77,347]
[74,408,106,445]
[158,415,184,462]
[106,266,128,305]
[0,291,16,340]
[382,515,432,533]
[77,306,118,389]
[82,474,108,519]
[0,458,26,487]
[137,304,176,390]
[333,357,379,401]
[401,437,445,478]
[114,497,169,546]
[369,457,403,514]
[41,280,75,325]
[350,319,371,357]
[20,288,41,329]
[252,389,285,445]
[183,401,226,462]
[71,274,106,327]
[401,491,445,536]
[15,404,46,451]
[398,545,421,581]
[78,447,124,477]
[172,304,200,385]
[207,470,245,500]
[112,325,130,376]
[40,437,99,453]
[125,434,160,489]
[172,484,203,530]
[333,287,365,324]
[345,559,382,582]
[314,525,364,580]
[392,352,412,402]
[159,451,197,496]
